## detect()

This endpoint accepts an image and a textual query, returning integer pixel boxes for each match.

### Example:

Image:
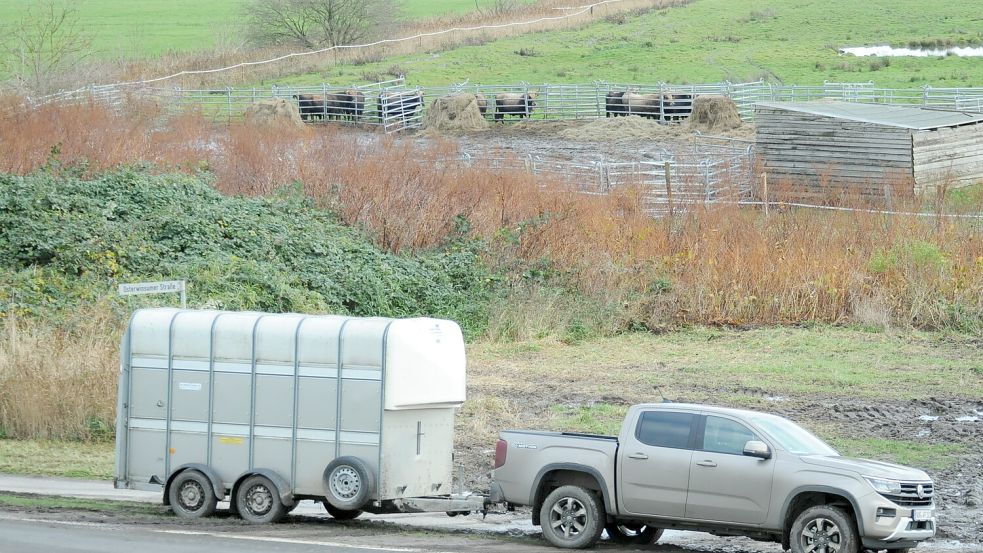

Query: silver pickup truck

[490,403,935,552]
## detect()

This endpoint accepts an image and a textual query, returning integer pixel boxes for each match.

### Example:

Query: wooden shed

[755,101,983,198]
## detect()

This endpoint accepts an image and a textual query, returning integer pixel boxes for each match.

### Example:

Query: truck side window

[702,416,758,455]
[635,411,695,449]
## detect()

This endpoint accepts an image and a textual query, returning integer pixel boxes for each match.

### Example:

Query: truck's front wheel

[540,485,605,549]
[790,505,859,553]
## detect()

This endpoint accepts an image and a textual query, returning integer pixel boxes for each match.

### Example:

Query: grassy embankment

[269,0,983,88]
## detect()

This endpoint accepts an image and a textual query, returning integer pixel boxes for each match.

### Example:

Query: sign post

[119,280,187,308]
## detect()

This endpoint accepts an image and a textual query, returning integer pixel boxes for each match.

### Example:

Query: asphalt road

[0,516,442,553]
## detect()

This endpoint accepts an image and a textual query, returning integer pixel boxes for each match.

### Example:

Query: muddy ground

[406,116,755,165]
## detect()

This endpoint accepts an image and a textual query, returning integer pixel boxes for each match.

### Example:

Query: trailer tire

[322,501,363,520]
[236,475,286,524]
[539,485,605,549]
[323,457,374,511]
[168,470,218,518]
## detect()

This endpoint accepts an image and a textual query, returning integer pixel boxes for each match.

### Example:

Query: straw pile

[685,95,742,132]
[423,94,489,132]
[244,98,304,128]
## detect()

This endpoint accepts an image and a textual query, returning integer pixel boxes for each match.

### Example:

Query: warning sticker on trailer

[219,436,244,445]
[178,382,202,391]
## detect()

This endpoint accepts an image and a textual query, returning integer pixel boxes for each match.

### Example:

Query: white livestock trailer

[114,308,484,522]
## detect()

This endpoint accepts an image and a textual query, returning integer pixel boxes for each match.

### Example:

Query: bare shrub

[243,0,401,49]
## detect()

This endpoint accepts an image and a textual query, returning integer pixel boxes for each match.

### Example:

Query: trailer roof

[756,101,983,130]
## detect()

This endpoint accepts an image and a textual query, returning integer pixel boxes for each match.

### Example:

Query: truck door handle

[696,460,717,467]
[627,452,649,460]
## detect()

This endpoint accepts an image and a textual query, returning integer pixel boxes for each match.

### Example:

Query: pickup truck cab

[491,403,935,552]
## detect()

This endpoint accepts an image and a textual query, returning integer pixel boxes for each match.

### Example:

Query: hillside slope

[272,0,983,88]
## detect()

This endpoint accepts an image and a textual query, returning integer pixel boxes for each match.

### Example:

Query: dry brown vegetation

[0,305,120,440]
[2,100,981,333]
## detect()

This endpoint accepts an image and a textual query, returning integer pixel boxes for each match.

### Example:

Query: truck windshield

[749,415,839,456]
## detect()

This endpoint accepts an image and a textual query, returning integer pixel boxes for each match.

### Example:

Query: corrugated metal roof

[756,101,983,130]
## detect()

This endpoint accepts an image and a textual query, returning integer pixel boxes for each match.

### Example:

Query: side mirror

[743,440,772,460]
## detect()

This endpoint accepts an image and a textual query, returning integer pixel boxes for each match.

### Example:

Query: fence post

[922,85,930,107]
[762,172,769,217]
[227,87,233,122]
[664,161,674,219]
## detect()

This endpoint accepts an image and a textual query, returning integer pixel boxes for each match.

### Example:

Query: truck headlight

[864,477,903,495]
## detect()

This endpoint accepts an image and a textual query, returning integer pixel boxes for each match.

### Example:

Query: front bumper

[860,494,936,547]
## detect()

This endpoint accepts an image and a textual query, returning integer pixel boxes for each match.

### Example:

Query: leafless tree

[244,0,401,49]
[3,1,93,94]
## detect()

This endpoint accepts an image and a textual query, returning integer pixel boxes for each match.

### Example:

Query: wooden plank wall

[912,124,983,193]
[755,106,914,200]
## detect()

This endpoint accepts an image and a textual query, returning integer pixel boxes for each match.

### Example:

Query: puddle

[765,396,788,402]
[840,45,983,57]
[919,415,940,422]
[955,416,979,422]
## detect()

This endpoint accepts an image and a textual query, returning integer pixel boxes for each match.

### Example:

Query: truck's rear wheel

[168,470,217,518]
[236,475,286,524]
[790,505,858,553]
[539,485,605,549]
[323,456,374,511]
[605,522,664,544]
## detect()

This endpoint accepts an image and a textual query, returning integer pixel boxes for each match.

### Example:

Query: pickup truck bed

[492,429,618,514]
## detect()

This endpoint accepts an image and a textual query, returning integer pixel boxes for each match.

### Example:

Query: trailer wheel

[168,470,218,518]
[236,475,286,524]
[323,457,374,511]
[322,501,363,520]
[539,485,605,549]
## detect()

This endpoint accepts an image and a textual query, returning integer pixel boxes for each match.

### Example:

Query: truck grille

[879,482,934,507]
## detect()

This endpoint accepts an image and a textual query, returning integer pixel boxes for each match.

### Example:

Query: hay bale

[423,94,489,132]
[685,95,742,132]
[244,98,304,128]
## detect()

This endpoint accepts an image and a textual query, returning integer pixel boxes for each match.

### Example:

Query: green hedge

[0,167,496,337]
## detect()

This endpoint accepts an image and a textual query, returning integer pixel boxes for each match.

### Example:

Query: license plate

[912,509,933,521]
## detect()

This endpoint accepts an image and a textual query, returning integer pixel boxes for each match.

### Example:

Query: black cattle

[663,92,693,122]
[605,91,627,117]
[494,92,538,122]
[294,93,325,121]
[622,92,675,120]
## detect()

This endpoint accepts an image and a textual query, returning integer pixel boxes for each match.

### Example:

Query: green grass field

[270,0,983,88]
[0,0,531,63]
[0,0,246,59]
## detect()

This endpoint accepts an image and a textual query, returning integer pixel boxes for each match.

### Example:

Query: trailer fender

[231,469,296,511]
[163,464,225,506]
